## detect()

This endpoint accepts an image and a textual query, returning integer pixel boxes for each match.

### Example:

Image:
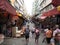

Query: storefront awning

[42,8,60,17]
[0,0,17,15]
[52,0,60,7]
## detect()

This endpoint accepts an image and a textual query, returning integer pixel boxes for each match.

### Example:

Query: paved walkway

[0,33,47,45]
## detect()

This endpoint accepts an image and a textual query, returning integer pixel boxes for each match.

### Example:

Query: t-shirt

[50,38,60,45]
[35,29,40,36]
[53,29,60,37]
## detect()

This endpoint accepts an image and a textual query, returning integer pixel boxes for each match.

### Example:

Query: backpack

[46,30,52,38]
[25,28,30,35]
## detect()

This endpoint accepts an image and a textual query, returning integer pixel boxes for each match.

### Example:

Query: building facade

[37,0,60,28]
[39,0,54,16]
[32,0,54,17]
[32,0,56,28]
[32,0,38,15]
[10,0,27,15]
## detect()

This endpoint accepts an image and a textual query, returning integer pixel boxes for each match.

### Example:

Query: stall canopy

[52,0,60,7]
[42,8,60,17]
[0,0,17,15]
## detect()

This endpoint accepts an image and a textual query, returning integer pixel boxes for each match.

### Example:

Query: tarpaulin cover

[0,0,16,15]
[52,0,60,7]
[42,8,60,16]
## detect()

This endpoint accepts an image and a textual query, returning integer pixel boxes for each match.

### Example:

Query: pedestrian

[50,32,60,45]
[31,27,35,37]
[45,28,53,45]
[53,25,60,37]
[6,26,12,37]
[29,31,32,38]
[42,27,49,43]
[35,27,40,45]
[24,25,30,45]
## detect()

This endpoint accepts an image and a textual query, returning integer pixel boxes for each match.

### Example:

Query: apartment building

[36,0,54,18]
[32,0,53,16]
[32,0,38,15]
[10,0,27,15]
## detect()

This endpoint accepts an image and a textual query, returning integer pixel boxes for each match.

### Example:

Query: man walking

[24,25,30,45]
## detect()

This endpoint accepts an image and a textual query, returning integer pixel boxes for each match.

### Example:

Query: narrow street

[1,33,47,45]
[0,0,60,45]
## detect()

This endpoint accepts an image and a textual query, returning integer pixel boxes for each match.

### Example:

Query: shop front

[40,0,60,29]
[0,0,26,38]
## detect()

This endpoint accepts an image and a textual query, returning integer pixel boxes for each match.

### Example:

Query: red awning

[42,8,60,17]
[0,0,17,15]
[52,0,60,7]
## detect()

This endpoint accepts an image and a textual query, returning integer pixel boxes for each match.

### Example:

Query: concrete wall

[40,0,52,10]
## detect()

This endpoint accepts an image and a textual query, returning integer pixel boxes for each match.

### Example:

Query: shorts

[25,35,29,39]
[32,31,34,34]
[46,38,51,44]
[35,35,39,39]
